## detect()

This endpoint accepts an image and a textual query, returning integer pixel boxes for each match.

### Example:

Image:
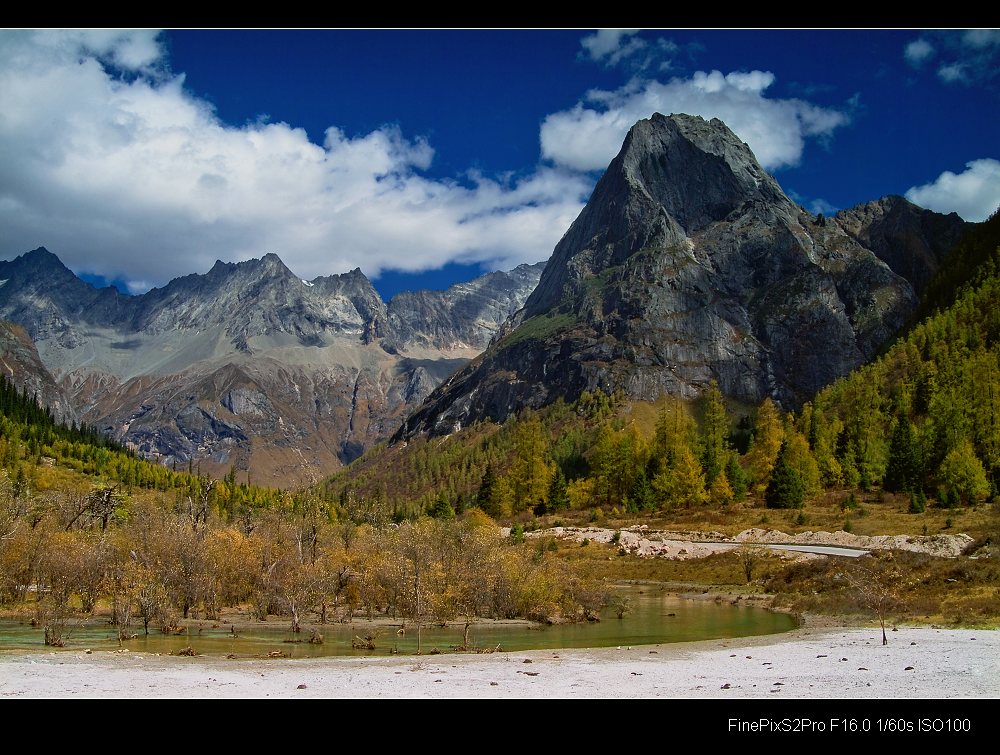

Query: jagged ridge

[0,250,544,484]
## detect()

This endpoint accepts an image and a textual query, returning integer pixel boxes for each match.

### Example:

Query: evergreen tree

[546,467,570,513]
[724,453,748,500]
[652,445,707,508]
[765,440,805,509]
[784,430,821,498]
[508,416,553,513]
[428,491,455,519]
[475,464,497,511]
[709,471,734,506]
[700,381,728,484]
[884,415,923,493]
[629,469,655,511]
[938,439,990,504]
[746,398,784,494]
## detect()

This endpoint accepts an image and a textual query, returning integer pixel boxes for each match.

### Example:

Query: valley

[1,112,997,703]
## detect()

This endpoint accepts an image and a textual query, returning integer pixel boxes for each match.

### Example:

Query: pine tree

[653,445,707,508]
[938,439,990,504]
[709,472,734,506]
[508,416,553,513]
[475,464,497,511]
[700,381,728,484]
[724,453,748,500]
[629,469,655,511]
[546,467,570,513]
[428,491,455,519]
[765,440,805,509]
[784,431,821,498]
[884,415,923,493]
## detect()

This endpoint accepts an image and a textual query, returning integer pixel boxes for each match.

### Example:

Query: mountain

[815,210,1000,494]
[385,263,546,353]
[0,320,77,424]
[834,195,971,294]
[0,250,543,485]
[400,113,968,439]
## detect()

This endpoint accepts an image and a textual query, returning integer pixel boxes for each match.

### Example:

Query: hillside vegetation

[326,212,1000,543]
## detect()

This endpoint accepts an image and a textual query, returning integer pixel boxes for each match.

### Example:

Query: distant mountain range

[0,112,975,486]
[0,249,543,484]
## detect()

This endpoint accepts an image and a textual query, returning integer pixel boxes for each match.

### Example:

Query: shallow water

[0,586,795,658]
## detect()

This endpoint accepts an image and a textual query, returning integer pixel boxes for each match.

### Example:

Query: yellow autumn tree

[745,398,785,495]
[508,416,554,513]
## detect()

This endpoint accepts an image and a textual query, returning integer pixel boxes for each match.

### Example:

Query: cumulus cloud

[904,38,935,67]
[540,70,848,172]
[905,159,1000,222]
[0,30,590,288]
[580,29,646,66]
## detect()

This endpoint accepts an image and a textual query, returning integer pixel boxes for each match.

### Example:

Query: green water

[0,586,796,658]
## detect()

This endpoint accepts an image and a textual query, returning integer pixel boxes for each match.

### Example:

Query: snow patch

[302,279,314,287]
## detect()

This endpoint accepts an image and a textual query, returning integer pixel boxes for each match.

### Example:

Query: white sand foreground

[1,626,997,698]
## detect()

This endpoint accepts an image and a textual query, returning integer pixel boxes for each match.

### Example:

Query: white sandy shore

[2,626,997,698]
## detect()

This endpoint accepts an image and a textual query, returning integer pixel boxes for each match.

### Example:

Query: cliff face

[0,250,542,485]
[0,320,77,425]
[400,113,945,438]
[385,262,546,353]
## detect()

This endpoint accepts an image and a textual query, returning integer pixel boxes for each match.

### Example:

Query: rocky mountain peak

[384,261,546,352]
[201,253,297,285]
[399,113,945,439]
[525,112,796,319]
[2,246,85,287]
[620,113,792,231]
[19,246,65,267]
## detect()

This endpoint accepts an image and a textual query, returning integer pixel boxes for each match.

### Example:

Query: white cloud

[0,30,590,288]
[963,29,1000,48]
[539,70,848,172]
[904,38,935,67]
[787,189,838,217]
[937,62,967,83]
[580,29,646,66]
[809,198,839,216]
[906,30,1000,87]
[905,159,1000,222]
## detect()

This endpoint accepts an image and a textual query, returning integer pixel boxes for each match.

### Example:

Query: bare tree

[61,486,123,532]
[846,553,903,646]
[738,538,767,584]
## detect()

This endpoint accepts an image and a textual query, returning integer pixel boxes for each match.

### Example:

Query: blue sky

[1,28,998,301]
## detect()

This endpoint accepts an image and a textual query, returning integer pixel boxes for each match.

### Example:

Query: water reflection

[0,586,796,658]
